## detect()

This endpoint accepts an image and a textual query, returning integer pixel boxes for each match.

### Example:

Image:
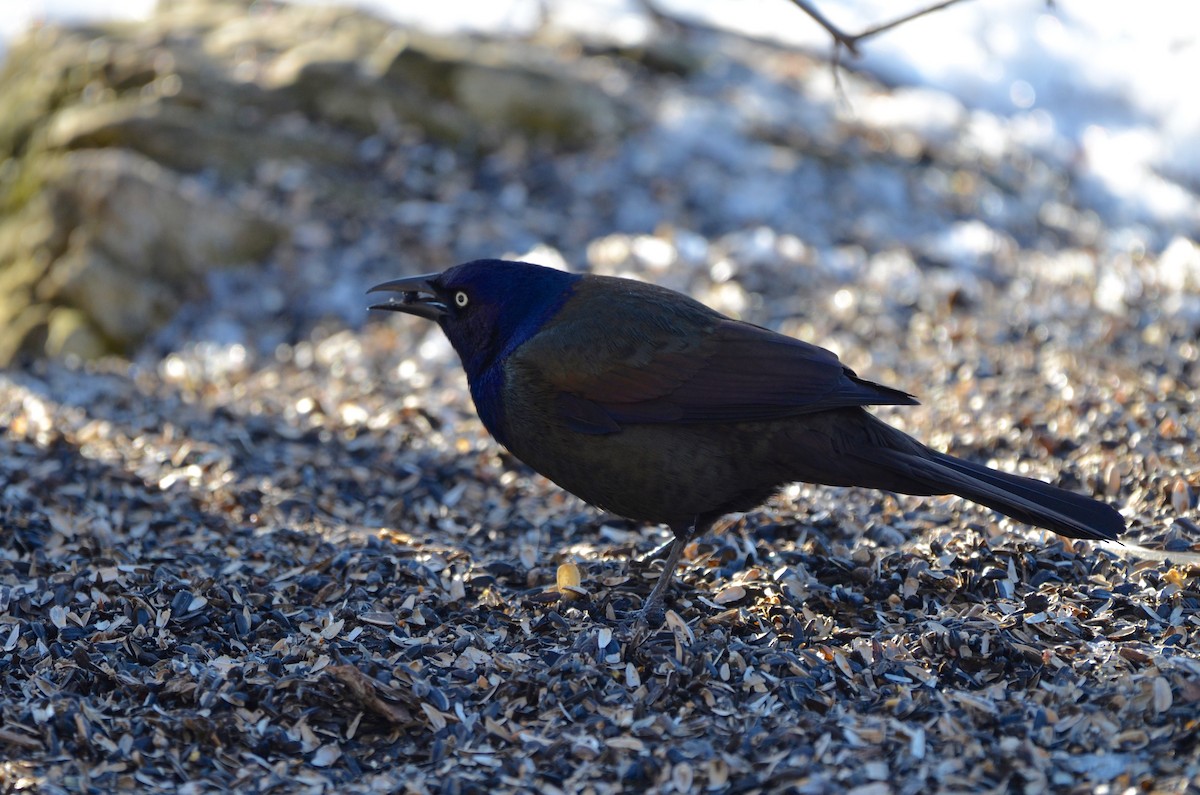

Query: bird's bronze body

[502,278,925,524]
[371,259,1124,620]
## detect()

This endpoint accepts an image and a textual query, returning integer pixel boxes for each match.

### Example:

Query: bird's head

[369,259,581,378]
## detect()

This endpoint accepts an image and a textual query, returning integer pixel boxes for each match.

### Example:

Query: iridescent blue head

[369,259,581,441]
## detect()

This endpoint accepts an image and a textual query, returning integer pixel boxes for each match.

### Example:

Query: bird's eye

[454,291,469,308]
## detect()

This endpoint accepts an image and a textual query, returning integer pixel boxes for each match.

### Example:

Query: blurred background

[1,0,1197,367]
[2,6,1198,790]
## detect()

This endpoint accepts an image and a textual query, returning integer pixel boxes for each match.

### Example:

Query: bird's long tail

[891,448,1124,541]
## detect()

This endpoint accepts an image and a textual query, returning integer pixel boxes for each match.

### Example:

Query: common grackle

[370,259,1124,620]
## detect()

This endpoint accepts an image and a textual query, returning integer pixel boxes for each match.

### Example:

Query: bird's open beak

[367,273,448,320]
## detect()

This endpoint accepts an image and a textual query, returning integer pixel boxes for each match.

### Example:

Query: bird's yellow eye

[454,291,469,308]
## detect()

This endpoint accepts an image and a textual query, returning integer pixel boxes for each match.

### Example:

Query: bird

[369,258,1125,622]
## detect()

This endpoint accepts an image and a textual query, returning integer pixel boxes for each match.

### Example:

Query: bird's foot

[633,594,668,630]
[626,597,666,647]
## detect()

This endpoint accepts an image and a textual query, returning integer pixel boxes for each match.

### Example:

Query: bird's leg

[636,517,709,626]
[636,536,676,564]
[638,534,687,623]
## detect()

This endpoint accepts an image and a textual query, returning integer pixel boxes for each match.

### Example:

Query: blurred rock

[261,14,629,146]
[0,150,281,362]
[0,0,629,363]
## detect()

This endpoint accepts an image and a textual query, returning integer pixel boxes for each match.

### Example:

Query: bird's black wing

[521,298,916,434]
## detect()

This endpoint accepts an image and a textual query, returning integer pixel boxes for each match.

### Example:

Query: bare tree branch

[855,0,973,44]
[788,0,975,57]
[787,0,862,56]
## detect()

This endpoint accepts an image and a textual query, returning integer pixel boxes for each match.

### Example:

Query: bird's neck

[454,277,581,447]
[467,365,509,447]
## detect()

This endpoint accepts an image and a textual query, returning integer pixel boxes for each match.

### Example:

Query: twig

[328,664,416,727]
[787,0,861,56]
[854,0,973,45]
[788,0,975,56]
